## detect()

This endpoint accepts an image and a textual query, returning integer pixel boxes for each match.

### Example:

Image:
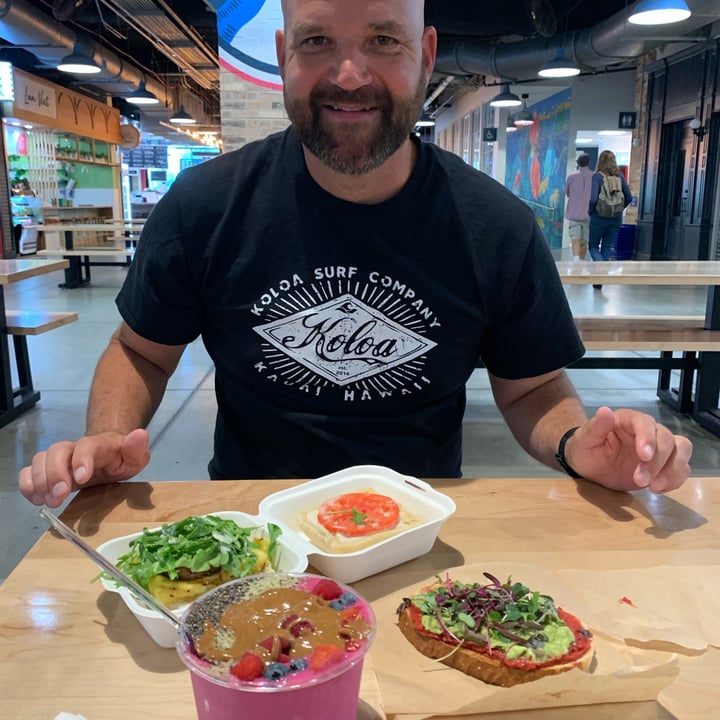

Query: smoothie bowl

[177,572,376,720]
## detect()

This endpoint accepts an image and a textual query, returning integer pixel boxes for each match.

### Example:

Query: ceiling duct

[0,0,216,136]
[433,0,720,82]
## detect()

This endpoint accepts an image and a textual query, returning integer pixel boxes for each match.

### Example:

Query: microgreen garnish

[112,516,283,590]
[407,572,562,653]
[351,508,367,525]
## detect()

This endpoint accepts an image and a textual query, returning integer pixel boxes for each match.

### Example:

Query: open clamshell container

[97,466,455,646]
[96,510,309,647]
[258,465,456,584]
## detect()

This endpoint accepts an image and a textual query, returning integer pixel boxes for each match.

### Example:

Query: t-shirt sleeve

[115,177,203,346]
[478,223,585,379]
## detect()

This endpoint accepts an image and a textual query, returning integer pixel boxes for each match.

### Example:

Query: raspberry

[310,643,345,671]
[313,579,344,601]
[230,652,264,681]
[289,619,315,637]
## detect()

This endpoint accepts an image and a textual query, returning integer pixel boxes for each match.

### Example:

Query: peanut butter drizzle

[195,587,370,664]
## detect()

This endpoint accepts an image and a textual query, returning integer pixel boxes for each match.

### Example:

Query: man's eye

[302,36,328,48]
[375,35,398,47]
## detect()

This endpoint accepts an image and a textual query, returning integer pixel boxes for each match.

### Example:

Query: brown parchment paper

[657,647,720,719]
[360,562,718,717]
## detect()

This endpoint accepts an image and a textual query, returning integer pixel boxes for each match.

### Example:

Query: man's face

[277,0,437,175]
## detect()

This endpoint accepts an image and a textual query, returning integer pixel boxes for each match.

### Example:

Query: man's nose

[331,51,372,90]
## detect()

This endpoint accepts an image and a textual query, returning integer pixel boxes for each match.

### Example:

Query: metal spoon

[39,508,195,651]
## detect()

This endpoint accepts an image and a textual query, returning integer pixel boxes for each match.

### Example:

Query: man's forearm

[493,370,588,470]
[86,333,171,436]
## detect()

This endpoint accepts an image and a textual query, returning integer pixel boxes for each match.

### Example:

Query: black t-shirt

[117,128,584,479]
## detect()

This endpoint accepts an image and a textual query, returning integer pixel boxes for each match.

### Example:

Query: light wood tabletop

[555,260,720,285]
[1,477,717,720]
[0,257,70,284]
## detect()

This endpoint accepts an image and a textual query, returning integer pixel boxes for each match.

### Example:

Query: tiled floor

[1,259,718,582]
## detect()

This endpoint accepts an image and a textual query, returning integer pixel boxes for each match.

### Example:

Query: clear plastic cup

[176,572,376,720]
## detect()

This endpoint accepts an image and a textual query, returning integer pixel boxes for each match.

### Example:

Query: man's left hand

[565,406,693,493]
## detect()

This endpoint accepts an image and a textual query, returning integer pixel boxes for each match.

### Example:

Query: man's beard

[285,73,427,175]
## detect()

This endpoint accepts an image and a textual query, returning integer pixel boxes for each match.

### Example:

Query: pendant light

[169,105,196,125]
[628,0,691,25]
[506,114,518,133]
[127,80,160,106]
[57,44,101,75]
[415,111,436,127]
[513,94,534,126]
[538,50,580,78]
[489,84,522,108]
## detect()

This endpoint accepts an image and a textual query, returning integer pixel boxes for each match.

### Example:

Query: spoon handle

[39,508,182,630]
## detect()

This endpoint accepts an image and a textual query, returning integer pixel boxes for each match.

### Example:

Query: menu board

[123,145,168,168]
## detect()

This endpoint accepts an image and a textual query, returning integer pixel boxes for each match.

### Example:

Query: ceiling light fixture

[416,111,436,127]
[489,84,522,108]
[513,94,534,126]
[506,114,518,133]
[169,105,196,125]
[538,50,581,78]
[57,44,101,74]
[628,0,691,25]
[126,80,160,106]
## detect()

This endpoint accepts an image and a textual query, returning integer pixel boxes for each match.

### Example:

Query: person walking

[564,153,593,261]
[588,150,632,287]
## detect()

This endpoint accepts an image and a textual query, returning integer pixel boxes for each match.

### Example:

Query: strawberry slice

[310,643,345,671]
[231,652,265,681]
[313,579,343,601]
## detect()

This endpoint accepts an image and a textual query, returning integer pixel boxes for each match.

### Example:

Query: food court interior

[1,1,720,582]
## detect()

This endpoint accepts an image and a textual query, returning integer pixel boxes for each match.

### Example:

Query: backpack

[596,173,625,217]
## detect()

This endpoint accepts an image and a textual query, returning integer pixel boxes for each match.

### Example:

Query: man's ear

[276,29,286,79]
[422,25,438,84]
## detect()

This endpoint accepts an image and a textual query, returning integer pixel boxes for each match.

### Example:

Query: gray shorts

[567,220,589,242]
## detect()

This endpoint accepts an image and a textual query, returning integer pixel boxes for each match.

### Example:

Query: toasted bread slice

[397,605,594,687]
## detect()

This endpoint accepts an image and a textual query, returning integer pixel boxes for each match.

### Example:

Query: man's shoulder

[174,128,292,184]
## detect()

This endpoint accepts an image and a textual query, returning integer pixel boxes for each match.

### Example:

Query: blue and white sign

[208,0,283,90]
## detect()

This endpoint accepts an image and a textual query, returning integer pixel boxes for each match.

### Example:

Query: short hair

[576,153,590,167]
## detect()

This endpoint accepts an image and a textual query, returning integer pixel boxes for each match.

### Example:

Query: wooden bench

[4,310,79,336]
[37,248,134,287]
[477,314,720,417]
[573,315,720,351]
[2,309,79,423]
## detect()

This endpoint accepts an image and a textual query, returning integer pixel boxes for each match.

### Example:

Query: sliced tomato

[317,492,400,536]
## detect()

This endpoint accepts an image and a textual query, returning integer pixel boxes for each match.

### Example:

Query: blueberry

[263,662,290,680]
[289,657,308,672]
[329,592,357,610]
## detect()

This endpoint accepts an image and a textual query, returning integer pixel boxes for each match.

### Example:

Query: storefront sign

[13,71,57,119]
[211,0,283,90]
[0,61,14,102]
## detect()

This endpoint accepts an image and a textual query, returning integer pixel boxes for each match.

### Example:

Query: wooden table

[0,258,70,427]
[1,477,717,720]
[556,260,720,435]
[31,223,142,288]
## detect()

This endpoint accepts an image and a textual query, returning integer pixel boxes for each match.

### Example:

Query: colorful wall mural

[505,88,571,248]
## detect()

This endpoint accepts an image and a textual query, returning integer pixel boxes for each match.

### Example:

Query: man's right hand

[19,428,151,507]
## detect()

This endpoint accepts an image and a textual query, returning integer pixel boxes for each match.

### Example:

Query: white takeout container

[97,466,455,646]
[97,510,309,647]
[258,465,456,584]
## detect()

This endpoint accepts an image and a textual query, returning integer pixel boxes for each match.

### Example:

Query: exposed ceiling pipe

[0,0,187,113]
[433,0,720,81]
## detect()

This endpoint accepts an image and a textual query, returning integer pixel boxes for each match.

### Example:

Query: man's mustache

[310,86,391,108]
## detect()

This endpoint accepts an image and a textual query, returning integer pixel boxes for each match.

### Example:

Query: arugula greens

[114,515,283,590]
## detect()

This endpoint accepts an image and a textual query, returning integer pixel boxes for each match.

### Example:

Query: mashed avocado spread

[410,573,575,663]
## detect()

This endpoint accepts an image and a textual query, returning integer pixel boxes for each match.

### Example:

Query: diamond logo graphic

[254,294,436,386]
